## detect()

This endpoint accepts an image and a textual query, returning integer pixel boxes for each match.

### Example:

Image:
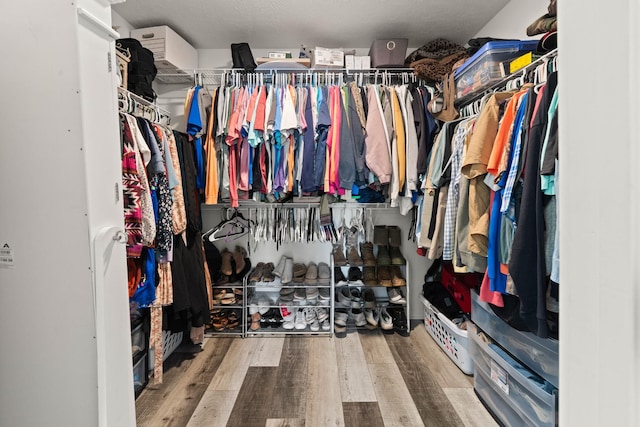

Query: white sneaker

[321,319,331,331]
[380,307,393,331]
[294,309,307,330]
[279,304,294,322]
[365,308,379,330]
[303,307,316,324]
[282,319,295,330]
[309,318,320,332]
[315,306,329,322]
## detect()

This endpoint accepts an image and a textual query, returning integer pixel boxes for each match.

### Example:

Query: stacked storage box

[470,291,559,426]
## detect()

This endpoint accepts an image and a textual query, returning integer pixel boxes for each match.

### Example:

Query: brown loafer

[262,262,275,282]
[249,262,265,282]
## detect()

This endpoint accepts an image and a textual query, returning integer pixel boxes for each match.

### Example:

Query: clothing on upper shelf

[185,80,438,209]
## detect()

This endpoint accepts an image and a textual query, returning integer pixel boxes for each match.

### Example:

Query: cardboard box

[312,47,344,67]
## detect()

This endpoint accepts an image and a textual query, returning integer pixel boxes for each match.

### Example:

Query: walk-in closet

[2,1,639,426]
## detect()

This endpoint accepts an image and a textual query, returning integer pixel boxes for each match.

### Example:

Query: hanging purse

[428,73,459,122]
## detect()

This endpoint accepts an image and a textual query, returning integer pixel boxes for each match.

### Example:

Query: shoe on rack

[281,257,294,284]
[303,307,317,324]
[295,309,307,330]
[309,318,320,332]
[292,263,307,281]
[348,266,363,285]
[364,308,379,330]
[360,242,377,267]
[332,245,348,267]
[306,287,319,300]
[304,262,318,285]
[250,312,261,331]
[363,266,377,286]
[352,308,367,327]
[279,304,294,322]
[376,245,391,266]
[334,267,348,287]
[387,225,402,247]
[377,265,392,287]
[390,266,406,286]
[389,246,406,266]
[315,305,329,323]
[373,225,389,246]
[317,262,331,284]
[321,319,331,331]
[350,287,362,309]
[318,287,331,301]
[337,286,352,307]
[274,255,288,278]
[249,262,264,282]
[293,288,307,305]
[387,287,406,305]
[282,318,295,330]
[262,262,275,282]
[388,307,410,336]
[379,307,394,334]
[334,309,349,327]
[363,288,377,309]
[346,245,363,266]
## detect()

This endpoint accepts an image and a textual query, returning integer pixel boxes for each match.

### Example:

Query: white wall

[474,0,550,40]
[560,1,640,425]
[112,10,134,38]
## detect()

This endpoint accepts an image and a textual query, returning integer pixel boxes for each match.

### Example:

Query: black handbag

[231,43,257,72]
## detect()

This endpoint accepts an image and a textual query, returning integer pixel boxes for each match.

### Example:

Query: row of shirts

[182,82,440,209]
[416,72,559,338]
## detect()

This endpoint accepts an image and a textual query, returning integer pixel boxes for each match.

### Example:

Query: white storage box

[312,47,344,68]
[420,293,473,375]
[369,39,408,68]
[131,25,198,72]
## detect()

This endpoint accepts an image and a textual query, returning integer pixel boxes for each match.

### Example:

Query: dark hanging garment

[301,89,317,193]
[170,232,209,329]
[411,86,428,177]
[174,130,202,235]
[509,72,558,338]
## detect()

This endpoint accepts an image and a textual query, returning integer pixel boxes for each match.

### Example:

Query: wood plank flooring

[136,326,497,427]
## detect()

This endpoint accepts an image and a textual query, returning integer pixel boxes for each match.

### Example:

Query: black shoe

[347,266,363,285]
[388,307,410,337]
[334,266,347,285]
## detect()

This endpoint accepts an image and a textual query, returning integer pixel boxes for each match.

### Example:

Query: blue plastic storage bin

[454,40,539,100]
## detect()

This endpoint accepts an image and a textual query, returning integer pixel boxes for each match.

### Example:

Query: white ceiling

[113,0,510,50]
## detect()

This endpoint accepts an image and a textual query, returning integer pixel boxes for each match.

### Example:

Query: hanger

[204,208,254,242]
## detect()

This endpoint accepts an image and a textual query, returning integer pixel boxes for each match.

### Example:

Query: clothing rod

[456,48,558,108]
[159,67,415,78]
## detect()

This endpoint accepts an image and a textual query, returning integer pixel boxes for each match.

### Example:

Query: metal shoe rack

[333,256,411,336]
[244,265,335,337]
[206,278,246,337]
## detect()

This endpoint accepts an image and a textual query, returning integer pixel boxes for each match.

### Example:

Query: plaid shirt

[443,119,474,260]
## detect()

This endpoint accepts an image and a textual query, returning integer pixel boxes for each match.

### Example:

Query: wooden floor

[135,325,498,427]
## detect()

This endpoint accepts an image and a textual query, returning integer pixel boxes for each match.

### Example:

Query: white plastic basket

[420,293,473,375]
